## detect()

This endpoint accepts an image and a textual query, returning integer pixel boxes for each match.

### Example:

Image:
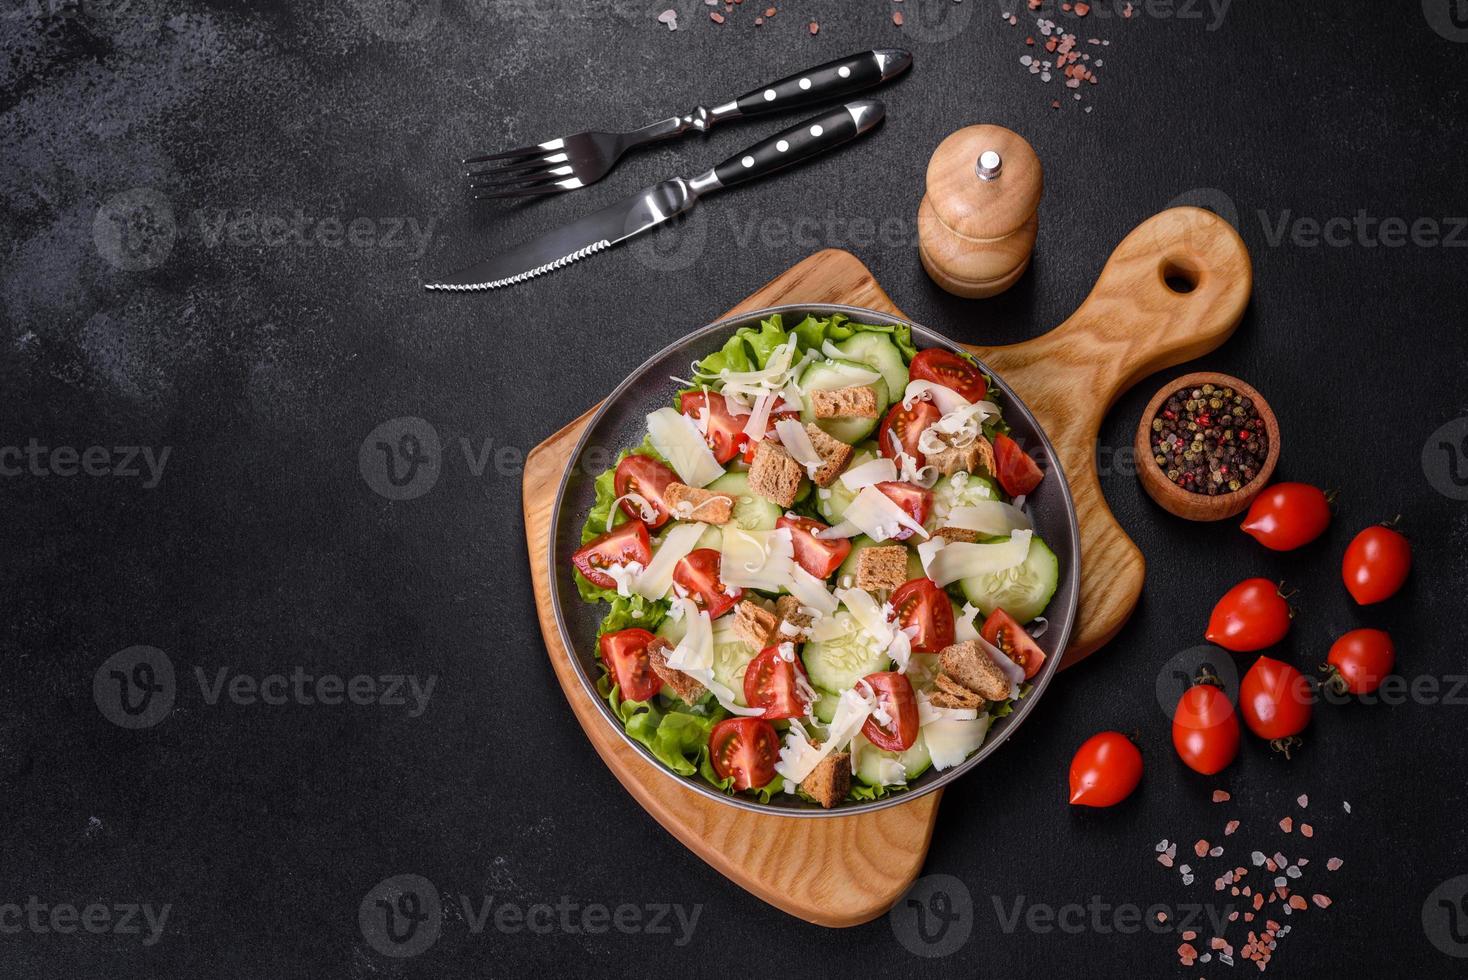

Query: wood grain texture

[523,206,1250,926]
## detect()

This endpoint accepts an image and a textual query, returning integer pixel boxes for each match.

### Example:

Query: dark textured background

[4,0,1468,977]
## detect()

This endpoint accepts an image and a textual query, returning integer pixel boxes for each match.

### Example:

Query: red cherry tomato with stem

[1239,656,1312,752]
[1068,731,1144,807]
[1205,578,1294,652]
[1342,521,1412,605]
[1323,629,1395,696]
[1239,482,1334,551]
[1172,681,1240,775]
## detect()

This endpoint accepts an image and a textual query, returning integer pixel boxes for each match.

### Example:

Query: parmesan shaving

[719,527,794,591]
[740,393,775,440]
[839,457,897,491]
[917,529,1032,587]
[632,522,707,600]
[606,492,656,530]
[902,379,972,415]
[787,565,839,616]
[645,407,724,487]
[774,418,824,477]
[818,485,930,542]
[943,501,1032,536]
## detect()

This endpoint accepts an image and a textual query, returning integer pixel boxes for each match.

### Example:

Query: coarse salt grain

[1226,820,1240,835]
[1213,790,1231,803]
[1279,817,1293,833]
[1297,794,1309,808]
[1327,857,1343,871]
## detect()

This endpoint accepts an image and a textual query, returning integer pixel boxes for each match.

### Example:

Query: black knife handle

[711,101,885,190]
[733,49,911,116]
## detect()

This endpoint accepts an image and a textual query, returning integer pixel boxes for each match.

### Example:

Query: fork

[463,48,911,200]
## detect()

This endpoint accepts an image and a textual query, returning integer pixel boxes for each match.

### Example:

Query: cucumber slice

[710,618,758,705]
[814,446,876,524]
[831,332,909,402]
[706,471,783,531]
[959,533,1060,624]
[927,472,1002,530]
[655,615,686,645]
[690,524,723,551]
[854,733,932,786]
[811,688,839,724]
[834,535,925,591]
[800,611,891,692]
[798,359,891,444]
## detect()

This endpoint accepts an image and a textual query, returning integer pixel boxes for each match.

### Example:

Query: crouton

[928,435,997,478]
[811,385,879,420]
[775,594,813,636]
[855,546,909,592]
[663,482,734,525]
[732,599,780,650]
[939,640,1012,701]
[803,424,854,487]
[934,525,981,545]
[931,673,985,710]
[800,751,851,809]
[748,440,803,507]
[646,637,707,704]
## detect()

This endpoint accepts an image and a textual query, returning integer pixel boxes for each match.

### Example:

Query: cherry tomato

[744,646,811,720]
[672,548,742,619]
[1324,629,1396,696]
[1068,731,1143,807]
[709,717,779,791]
[981,608,1047,680]
[909,349,988,403]
[993,433,1044,497]
[891,578,956,654]
[1342,523,1412,605]
[1205,578,1292,652]
[571,521,651,591]
[613,454,678,528]
[598,628,663,701]
[860,672,919,752]
[878,399,941,466]
[1172,683,1239,775]
[778,514,852,579]
[1239,482,1332,551]
[738,403,800,464]
[1239,656,1312,741]
[875,481,932,541]
[677,390,746,464]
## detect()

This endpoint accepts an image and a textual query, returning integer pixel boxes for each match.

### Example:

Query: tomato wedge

[878,399,942,466]
[860,671,919,751]
[994,433,1044,496]
[613,454,678,528]
[777,514,852,578]
[891,578,955,653]
[677,390,746,464]
[909,349,988,403]
[874,481,932,542]
[709,717,779,791]
[739,404,800,464]
[672,548,742,618]
[571,521,651,590]
[744,645,811,720]
[981,608,1046,680]
[598,628,663,701]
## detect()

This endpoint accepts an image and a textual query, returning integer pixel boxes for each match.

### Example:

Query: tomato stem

[1268,735,1303,760]
[1317,664,1348,697]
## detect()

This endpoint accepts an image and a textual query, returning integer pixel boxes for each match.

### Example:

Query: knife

[424,100,886,292]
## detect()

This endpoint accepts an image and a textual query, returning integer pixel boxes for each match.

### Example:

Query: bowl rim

[547,303,1081,817]
[1133,370,1281,517]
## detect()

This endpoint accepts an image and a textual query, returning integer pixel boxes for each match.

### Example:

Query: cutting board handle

[968,206,1252,662]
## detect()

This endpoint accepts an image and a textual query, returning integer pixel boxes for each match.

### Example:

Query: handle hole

[1162,258,1201,294]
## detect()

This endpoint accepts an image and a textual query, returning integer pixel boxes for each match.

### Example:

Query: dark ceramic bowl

[547,304,1080,816]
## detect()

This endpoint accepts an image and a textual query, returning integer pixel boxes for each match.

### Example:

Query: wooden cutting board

[523,207,1251,926]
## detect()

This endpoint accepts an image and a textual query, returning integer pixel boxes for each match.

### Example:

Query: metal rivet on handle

[977,150,1003,181]
[763,89,777,101]
[777,140,790,152]
[798,78,811,90]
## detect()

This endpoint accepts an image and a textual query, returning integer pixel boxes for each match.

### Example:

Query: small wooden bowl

[1133,372,1280,521]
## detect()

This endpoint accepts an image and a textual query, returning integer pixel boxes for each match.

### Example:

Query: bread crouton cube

[732,599,781,650]
[800,751,851,809]
[928,435,997,478]
[854,546,909,592]
[748,440,803,507]
[646,637,707,705]
[934,526,981,545]
[931,673,985,710]
[775,594,813,637]
[663,482,734,525]
[939,640,1012,701]
[804,424,853,487]
[811,385,879,420]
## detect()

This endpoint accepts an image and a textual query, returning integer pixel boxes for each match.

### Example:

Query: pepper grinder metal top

[918,125,1042,298]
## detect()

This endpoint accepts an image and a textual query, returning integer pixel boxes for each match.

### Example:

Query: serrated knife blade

[423,178,699,292]
[424,100,887,294]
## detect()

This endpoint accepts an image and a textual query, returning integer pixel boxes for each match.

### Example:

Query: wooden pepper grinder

[918,125,1042,298]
